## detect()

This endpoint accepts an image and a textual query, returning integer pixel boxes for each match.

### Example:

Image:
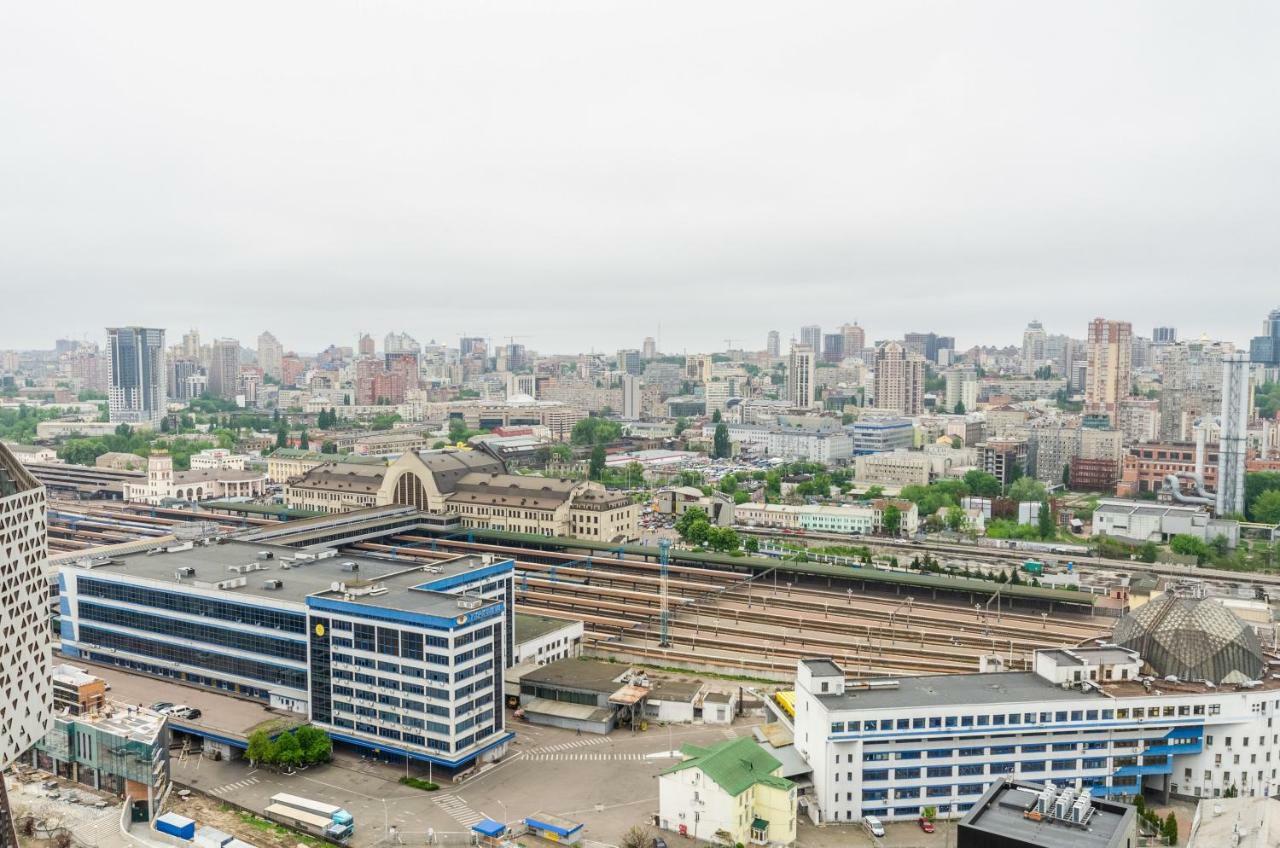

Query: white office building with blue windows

[793,639,1280,826]
[57,539,514,771]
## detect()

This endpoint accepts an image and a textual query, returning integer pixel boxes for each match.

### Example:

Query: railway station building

[56,539,515,771]
[792,617,1280,827]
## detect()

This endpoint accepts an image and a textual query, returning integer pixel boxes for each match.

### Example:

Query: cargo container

[155,812,196,841]
[265,804,353,842]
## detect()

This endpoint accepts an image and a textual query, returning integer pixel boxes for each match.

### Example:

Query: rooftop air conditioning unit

[175,567,196,577]
[340,562,359,572]
[262,579,283,590]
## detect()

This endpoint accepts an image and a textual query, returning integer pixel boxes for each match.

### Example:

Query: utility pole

[659,539,672,647]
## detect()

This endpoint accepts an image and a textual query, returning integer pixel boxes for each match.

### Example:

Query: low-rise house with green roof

[659,736,797,846]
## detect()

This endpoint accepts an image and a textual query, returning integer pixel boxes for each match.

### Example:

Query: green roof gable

[662,736,794,796]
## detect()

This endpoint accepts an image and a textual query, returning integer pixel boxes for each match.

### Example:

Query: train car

[774,690,796,718]
[1022,560,1044,576]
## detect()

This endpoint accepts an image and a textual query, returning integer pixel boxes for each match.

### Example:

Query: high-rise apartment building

[0,445,53,846]
[766,330,780,358]
[642,336,657,361]
[787,344,817,409]
[384,331,421,355]
[944,367,977,413]
[1084,318,1132,420]
[1217,353,1249,516]
[206,338,241,400]
[840,323,865,360]
[257,330,284,381]
[800,325,822,352]
[1249,307,1280,365]
[621,374,642,419]
[106,327,166,426]
[1022,320,1047,375]
[181,328,201,360]
[903,332,951,364]
[1158,339,1229,441]
[1152,326,1177,344]
[358,333,376,357]
[873,342,926,416]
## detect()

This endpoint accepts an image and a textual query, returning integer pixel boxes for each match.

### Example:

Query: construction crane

[723,338,738,351]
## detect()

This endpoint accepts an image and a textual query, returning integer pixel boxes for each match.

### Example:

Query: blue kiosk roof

[472,819,506,838]
[524,812,583,837]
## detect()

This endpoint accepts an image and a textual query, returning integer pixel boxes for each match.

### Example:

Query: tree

[299,429,309,450]
[950,435,963,449]
[1251,489,1280,525]
[945,505,965,532]
[1037,499,1056,539]
[1162,811,1178,845]
[1170,534,1211,564]
[706,526,741,552]
[1008,476,1047,503]
[1061,463,1071,488]
[962,470,1001,498]
[620,826,654,848]
[711,409,722,423]
[273,731,302,770]
[246,730,274,766]
[675,507,710,541]
[589,444,606,480]
[320,440,337,454]
[1138,541,1158,563]
[550,443,573,462]
[276,427,288,449]
[882,504,902,536]
[744,537,759,553]
[295,725,332,764]
[571,416,622,446]
[953,402,965,414]
[713,422,730,459]
[686,518,711,546]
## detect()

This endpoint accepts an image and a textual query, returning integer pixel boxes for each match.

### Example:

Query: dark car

[652,839,668,848]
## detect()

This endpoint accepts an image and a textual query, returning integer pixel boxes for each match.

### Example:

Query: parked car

[862,815,885,838]
[175,707,202,720]
[918,817,935,833]
[652,839,668,848]
[150,702,173,713]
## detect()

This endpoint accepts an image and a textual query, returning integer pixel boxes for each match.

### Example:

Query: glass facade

[79,625,306,690]
[77,578,306,633]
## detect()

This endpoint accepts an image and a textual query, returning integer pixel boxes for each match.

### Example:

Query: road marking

[434,794,484,826]
[210,776,260,795]
[525,752,647,761]
[529,737,607,753]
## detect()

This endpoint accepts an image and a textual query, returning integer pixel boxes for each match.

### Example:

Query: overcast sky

[3,2,1278,355]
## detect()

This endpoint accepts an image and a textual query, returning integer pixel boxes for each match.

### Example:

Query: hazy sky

[3,2,1278,355]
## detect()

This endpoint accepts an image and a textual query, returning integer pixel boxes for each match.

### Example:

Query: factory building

[57,540,515,771]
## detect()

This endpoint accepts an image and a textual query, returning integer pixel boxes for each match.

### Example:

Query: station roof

[514,613,577,644]
[520,657,628,694]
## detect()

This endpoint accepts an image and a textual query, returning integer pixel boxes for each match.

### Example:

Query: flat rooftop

[520,657,629,694]
[1039,647,1137,667]
[515,613,577,644]
[960,779,1134,848]
[817,671,1100,712]
[67,539,507,618]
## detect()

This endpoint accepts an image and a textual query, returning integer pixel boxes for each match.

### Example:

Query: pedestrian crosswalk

[71,810,120,846]
[209,776,260,795]
[721,729,739,739]
[525,752,648,761]
[528,737,607,753]
[434,794,484,827]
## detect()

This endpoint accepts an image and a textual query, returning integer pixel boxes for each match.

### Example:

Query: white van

[862,815,885,838]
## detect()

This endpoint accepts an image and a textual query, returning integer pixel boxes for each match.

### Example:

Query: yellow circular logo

[314,623,326,637]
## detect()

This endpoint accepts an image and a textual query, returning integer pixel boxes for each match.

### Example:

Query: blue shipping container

[156,812,196,840]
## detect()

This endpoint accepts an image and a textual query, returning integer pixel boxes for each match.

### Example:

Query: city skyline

[4,3,1279,351]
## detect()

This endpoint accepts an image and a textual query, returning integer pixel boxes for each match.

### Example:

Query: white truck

[266,793,354,842]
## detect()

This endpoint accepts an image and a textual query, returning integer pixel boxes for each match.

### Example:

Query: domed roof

[1113,594,1266,685]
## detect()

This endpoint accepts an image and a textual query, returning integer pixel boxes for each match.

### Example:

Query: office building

[1153,326,1177,345]
[787,344,818,409]
[384,331,420,355]
[793,631,1278,828]
[904,332,952,364]
[207,338,241,400]
[956,778,1136,848]
[851,418,915,455]
[1248,308,1280,365]
[106,327,167,426]
[257,331,284,381]
[1084,319,1132,421]
[642,336,657,361]
[705,420,852,463]
[873,343,925,416]
[616,349,642,376]
[51,663,107,716]
[1217,353,1250,516]
[800,325,823,352]
[766,330,781,358]
[0,445,53,846]
[821,333,844,364]
[58,541,515,771]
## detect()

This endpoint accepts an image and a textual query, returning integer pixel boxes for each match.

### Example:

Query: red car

[918,817,936,833]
